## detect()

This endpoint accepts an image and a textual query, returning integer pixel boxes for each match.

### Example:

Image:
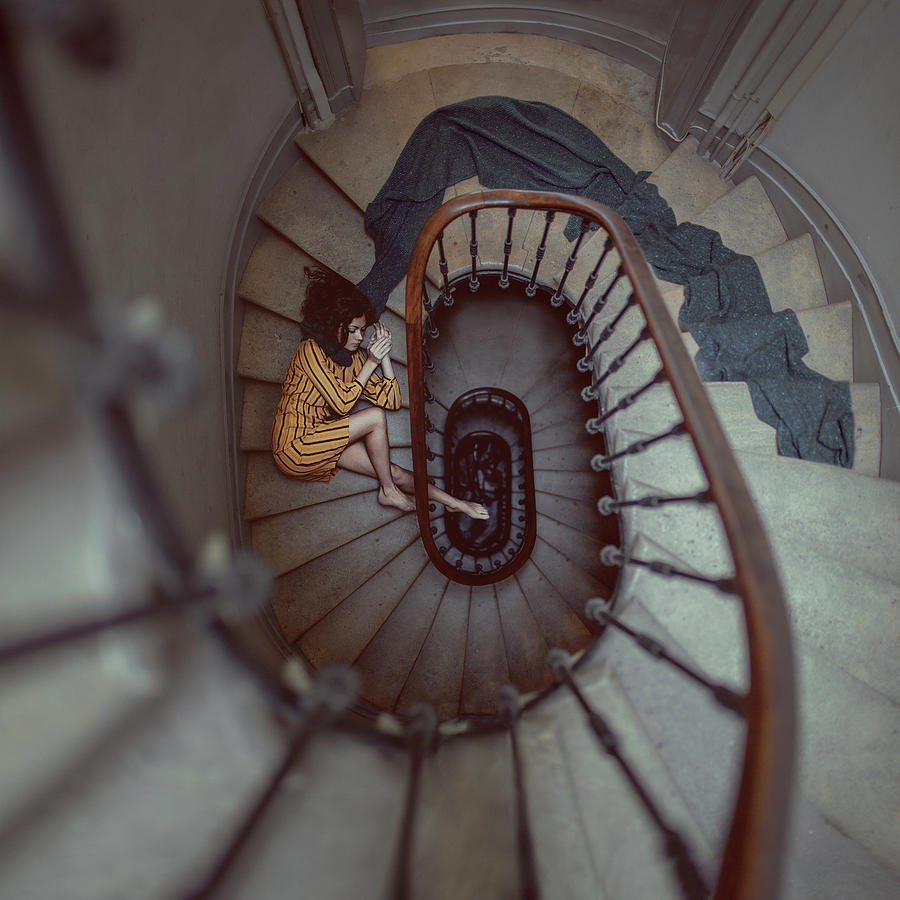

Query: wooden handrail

[405,189,796,900]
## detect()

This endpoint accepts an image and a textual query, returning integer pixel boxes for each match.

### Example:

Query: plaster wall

[17,0,296,551]
[763,0,900,362]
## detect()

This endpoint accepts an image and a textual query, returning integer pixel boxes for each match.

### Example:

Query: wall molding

[219,101,305,551]
[363,7,666,77]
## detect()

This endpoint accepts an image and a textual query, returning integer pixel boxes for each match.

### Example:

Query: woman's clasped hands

[366,320,392,362]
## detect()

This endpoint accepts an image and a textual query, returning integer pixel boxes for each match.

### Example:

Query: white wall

[763,0,900,349]
[18,0,296,550]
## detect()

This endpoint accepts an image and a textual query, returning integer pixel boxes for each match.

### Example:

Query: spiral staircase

[3,31,899,900]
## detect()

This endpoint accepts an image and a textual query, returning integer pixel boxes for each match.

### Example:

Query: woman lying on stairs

[272,267,489,520]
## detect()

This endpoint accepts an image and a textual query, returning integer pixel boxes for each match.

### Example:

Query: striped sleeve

[363,372,402,410]
[298,340,362,415]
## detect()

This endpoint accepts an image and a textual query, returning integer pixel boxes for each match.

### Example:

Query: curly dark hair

[300,266,375,350]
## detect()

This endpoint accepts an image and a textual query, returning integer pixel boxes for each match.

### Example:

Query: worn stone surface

[460,585,510,715]
[694,176,787,257]
[796,301,852,381]
[756,233,828,313]
[647,136,731,223]
[237,228,314,321]
[257,156,374,283]
[298,72,437,210]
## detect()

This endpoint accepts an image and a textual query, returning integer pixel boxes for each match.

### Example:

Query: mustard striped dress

[272,339,402,481]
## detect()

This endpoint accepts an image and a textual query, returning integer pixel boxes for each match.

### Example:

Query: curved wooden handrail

[405,189,796,900]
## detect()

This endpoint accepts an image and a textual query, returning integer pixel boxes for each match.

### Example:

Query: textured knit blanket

[356,96,853,467]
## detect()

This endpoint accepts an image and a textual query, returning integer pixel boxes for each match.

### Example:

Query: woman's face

[343,315,368,352]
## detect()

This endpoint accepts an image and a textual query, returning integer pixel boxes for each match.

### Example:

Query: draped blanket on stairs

[356,96,854,468]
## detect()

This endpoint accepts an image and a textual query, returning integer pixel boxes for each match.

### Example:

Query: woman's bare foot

[378,484,416,513]
[449,498,490,520]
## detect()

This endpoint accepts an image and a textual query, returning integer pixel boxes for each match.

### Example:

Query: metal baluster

[550,219,591,307]
[436,233,453,306]
[525,211,555,297]
[422,344,435,372]
[582,325,651,400]
[567,240,612,324]
[596,490,712,514]
[498,208,516,288]
[184,667,358,899]
[575,297,635,373]
[590,423,686,470]
[0,551,271,667]
[499,686,541,900]
[390,704,436,900]
[585,370,664,433]
[573,265,624,344]
[599,545,736,594]
[546,651,711,900]
[424,413,437,434]
[467,210,481,292]
[584,600,746,714]
[423,382,434,404]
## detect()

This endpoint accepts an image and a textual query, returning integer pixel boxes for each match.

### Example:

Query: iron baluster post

[499,207,517,288]
[468,209,481,291]
[499,686,541,900]
[391,705,437,900]
[550,219,591,307]
[183,668,358,900]
[567,239,612,324]
[546,651,711,900]
[599,545,736,594]
[525,211,555,297]
[436,232,453,305]
[585,370,665,432]
[589,422,685,470]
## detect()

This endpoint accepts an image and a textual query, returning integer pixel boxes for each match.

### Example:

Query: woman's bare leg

[338,407,414,512]
[337,408,488,519]
[389,464,489,521]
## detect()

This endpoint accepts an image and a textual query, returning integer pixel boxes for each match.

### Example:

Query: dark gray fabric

[357,96,853,467]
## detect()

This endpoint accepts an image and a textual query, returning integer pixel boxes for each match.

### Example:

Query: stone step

[297,540,429,669]
[296,71,437,211]
[413,732,519,899]
[518,710,609,899]
[395,580,470,719]
[493,574,554,695]
[533,436,606,472]
[755,233,828,313]
[600,598,746,849]
[251,491,412,576]
[646,136,732,224]
[256,155,375,286]
[512,558,593,652]
[352,562,448,710]
[693,176,787,257]
[530,535,610,621]
[237,226,316,322]
[536,662,716,897]
[632,452,900,585]
[243,451,375,520]
[460,584,511,715]
[213,732,405,900]
[270,513,421,643]
[796,301,852,382]
[849,381,882,476]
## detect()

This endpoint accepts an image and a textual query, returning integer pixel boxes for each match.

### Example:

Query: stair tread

[353,564,449,710]
[270,514,421,642]
[494,575,553,694]
[237,227,314,322]
[256,156,375,284]
[251,492,412,576]
[693,175,787,257]
[795,301,852,382]
[647,136,731,224]
[460,585,510,715]
[548,665,716,895]
[297,72,437,211]
[298,540,429,668]
[513,559,593,651]
[243,451,375,520]
[530,534,611,617]
[414,735,518,899]
[518,716,608,899]
[756,233,828,313]
[396,580,470,719]
[239,379,282,451]
[236,304,303,383]
[601,598,748,847]
[535,489,606,537]
[532,437,605,472]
